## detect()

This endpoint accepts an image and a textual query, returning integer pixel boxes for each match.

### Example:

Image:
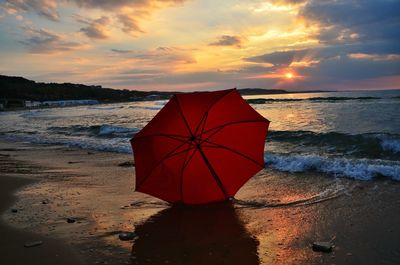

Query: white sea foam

[378,135,400,154]
[128,106,162,111]
[265,153,400,181]
[88,106,121,110]
[98,125,139,136]
[41,99,99,107]
[154,100,167,106]
[19,109,47,118]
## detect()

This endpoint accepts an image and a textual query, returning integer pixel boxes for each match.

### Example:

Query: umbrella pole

[197,145,230,199]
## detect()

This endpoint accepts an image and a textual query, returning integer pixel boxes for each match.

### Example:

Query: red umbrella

[131,88,269,204]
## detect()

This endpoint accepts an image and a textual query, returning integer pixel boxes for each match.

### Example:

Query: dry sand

[0,140,399,264]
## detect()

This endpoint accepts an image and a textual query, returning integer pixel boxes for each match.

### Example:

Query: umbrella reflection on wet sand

[131,202,259,265]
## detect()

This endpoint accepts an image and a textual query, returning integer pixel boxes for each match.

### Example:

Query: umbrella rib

[193,89,235,136]
[178,148,199,203]
[198,124,225,143]
[179,144,195,203]
[201,139,265,168]
[198,120,268,148]
[136,141,192,189]
[133,134,189,144]
[194,112,208,137]
[174,95,194,136]
[200,119,268,138]
[197,146,229,198]
[199,113,208,138]
[182,148,198,170]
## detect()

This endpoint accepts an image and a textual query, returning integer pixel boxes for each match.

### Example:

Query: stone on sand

[118,161,135,167]
[24,241,43,248]
[312,241,333,252]
[118,232,137,241]
[67,218,76,223]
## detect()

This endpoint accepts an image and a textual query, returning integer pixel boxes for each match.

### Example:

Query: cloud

[209,35,243,48]
[117,14,144,35]
[20,25,85,54]
[69,0,185,10]
[111,49,133,54]
[302,54,400,81]
[300,0,400,44]
[245,41,400,66]
[3,0,59,21]
[244,41,400,88]
[348,53,400,61]
[2,0,187,36]
[245,49,309,66]
[110,46,196,65]
[71,0,186,35]
[272,0,307,5]
[78,16,110,39]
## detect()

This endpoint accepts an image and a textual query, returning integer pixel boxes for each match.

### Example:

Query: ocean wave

[128,105,163,111]
[377,135,400,154]
[154,100,167,106]
[19,109,47,118]
[48,124,139,138]
[0,134,132,154]
[88,106,123,110]
[247,96,381,104]
[268,130,400,158]
[98,125,139,136]
[265,153,400,181]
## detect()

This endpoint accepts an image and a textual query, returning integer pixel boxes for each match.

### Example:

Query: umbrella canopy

[131,88,269,204]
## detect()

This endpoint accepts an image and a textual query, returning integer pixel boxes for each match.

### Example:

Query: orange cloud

[3,0,187,36]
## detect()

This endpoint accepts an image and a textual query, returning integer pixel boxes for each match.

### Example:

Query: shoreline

[0,89,340,112]
[1,140,400,264]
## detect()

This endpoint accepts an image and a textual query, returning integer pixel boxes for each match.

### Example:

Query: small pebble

[119,232,137,241]
[118,161,135,167]
[24,241,43,248]
[312,242,333,252]
[67,218,76,223]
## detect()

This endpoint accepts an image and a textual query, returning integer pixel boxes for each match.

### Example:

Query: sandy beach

[1,140,400,265]
[1,0,399,263]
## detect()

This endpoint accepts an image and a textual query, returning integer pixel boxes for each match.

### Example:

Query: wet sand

[0,140,399,264]
[0,152,84,264]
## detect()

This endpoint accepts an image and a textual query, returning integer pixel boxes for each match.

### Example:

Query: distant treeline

[0,74,300,102]
[0,75,177,102]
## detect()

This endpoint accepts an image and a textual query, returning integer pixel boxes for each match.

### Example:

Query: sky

[0,0,399,91]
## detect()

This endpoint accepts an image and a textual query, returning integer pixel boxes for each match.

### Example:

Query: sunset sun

[285,72,294,79]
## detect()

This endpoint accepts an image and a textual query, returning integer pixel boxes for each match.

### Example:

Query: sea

[1,90,399,181]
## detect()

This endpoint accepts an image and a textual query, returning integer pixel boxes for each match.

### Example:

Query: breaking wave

[268,130,400,159]
[265,153,400,181]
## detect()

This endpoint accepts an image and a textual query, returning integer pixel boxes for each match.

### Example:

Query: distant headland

[0,75,324,110]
